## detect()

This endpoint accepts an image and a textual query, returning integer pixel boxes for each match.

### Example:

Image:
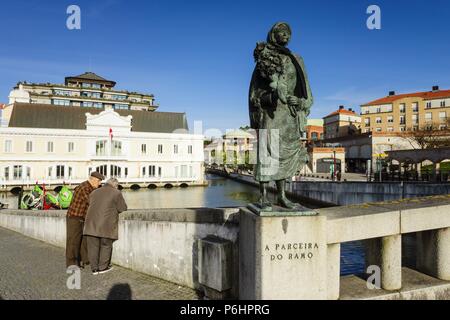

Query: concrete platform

[340,267,450,300]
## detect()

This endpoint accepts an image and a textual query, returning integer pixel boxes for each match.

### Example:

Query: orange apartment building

[323,106,361,139]
[360,86,450,133]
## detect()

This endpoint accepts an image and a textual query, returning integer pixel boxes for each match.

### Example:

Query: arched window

[110,165,121,178]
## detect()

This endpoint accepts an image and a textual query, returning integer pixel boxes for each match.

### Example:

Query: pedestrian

[65,172,104,269]
[83,178,127,275]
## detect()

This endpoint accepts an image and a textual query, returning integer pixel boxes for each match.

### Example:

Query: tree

[402,118,450,150]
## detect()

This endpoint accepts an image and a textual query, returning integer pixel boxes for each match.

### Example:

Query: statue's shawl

[249,23,312,129]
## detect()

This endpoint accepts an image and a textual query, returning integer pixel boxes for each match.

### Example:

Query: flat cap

[90,171,105,180]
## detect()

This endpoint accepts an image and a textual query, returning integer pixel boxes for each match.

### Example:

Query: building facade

[0,73,205,189]
[8,72,156,112]
[360,86,450,133]
[305,119,324,142]
[204,129,256,166]
[323,106,361,140]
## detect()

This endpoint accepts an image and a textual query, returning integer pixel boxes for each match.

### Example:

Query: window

[149,166,156,177]
[56,165,65,179]
[412,114,418,124]
[112,141,122,156]
[13,165,23,179]
[26,141,33,153]
[181,165,188,178]
[47,141,54,153]
[114,104,129,110]
[68,167,73,178]
[426,102,432,109]
[4,140,12,153]
[188,145,193,154]
[124,168,128,177]
[387,127,394,132]
[387,116,393,123]
[412,102,419,112]
[141,144,147,155]
[68,142,74,153]
[110,165,121,178]
[48,167,53,178]
[4,167,10,181]
[92,102,103,108]
[53,99,70,106]
[399,103,406,113]
[158,144,163,154]
[440,125,447,130]
[142,166,146,177]
[439,111,447,120]
[399,116,405,125]
[112,95,127,101]
[413,126,419,131]
[96,165,108,177]
[158,167,162,177]
[81,92,101,99]
[174,144,179,154]
[441,101,446,107]
[425,112,432,121]
[376,128,382,132]
[311,132,318,140]
[54,90,72,96]
[82,102,93,108]
[376,107,381,113]
[364,118,370,126]
[96,140,107,156]
[400,127,406,132]
[376,117,382,124]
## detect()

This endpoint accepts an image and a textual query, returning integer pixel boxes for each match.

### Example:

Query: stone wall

[0,208,240,294]
[292,181,450,206]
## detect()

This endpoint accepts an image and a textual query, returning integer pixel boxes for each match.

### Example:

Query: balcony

[90,153,128,160]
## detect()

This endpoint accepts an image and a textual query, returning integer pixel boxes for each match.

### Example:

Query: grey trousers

[85,236,114,272]
[66,217,88,268]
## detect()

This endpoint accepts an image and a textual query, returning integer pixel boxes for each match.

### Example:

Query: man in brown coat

[83,178,127,274]
[66,171,104,268]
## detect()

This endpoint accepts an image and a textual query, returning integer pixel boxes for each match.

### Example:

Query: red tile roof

[324,109,358,118]
[362,89,450,106]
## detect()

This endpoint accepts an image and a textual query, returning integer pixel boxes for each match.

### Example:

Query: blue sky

[1,0,449,135]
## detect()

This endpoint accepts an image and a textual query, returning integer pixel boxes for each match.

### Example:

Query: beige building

[360,86,450,133]
[304,147,346,174]
[204,129,256,166]
[323,106,361,139]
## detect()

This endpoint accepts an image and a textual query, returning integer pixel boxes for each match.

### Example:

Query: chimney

[349,108,353,112]
[339,105,344,110]
[432,85,439,91]
[389,91,396,96]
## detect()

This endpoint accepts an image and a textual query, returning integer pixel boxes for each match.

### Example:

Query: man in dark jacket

[66,171,104,268]
[83,178,127,274]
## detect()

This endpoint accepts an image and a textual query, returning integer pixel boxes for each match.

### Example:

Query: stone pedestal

[239,207,328,300]
[417,228,450,280]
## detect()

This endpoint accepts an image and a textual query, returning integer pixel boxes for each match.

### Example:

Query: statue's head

[267,22,292,47]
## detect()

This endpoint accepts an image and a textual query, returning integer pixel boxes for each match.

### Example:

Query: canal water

[1,173,415,277]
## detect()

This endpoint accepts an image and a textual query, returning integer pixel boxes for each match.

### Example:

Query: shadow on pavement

[107,283,133,300]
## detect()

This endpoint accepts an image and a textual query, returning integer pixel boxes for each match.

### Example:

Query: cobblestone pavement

[0,227,201,300]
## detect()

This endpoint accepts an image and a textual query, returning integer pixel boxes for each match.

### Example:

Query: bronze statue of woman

[249,22,313,210]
